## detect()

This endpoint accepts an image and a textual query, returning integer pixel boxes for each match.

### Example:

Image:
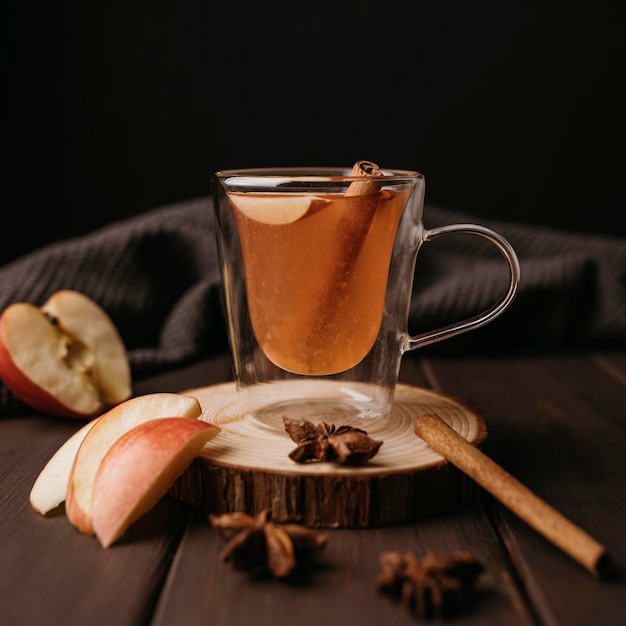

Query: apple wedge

[91,417,220,548]
[66,392,203,535]
[29,419,99,515]
[0,290,131,418]
[228,192,326,225]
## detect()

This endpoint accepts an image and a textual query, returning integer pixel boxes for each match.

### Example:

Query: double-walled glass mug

[212,162,520,424]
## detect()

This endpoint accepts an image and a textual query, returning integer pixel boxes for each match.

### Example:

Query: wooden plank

[0,354,232,626]
[132,354,234,396]
[0,412,189,626]
[152,505,536,626]
[419,351,626,626]
[588,351,626,388]
[152,355,537,626]
[3,351,624,626]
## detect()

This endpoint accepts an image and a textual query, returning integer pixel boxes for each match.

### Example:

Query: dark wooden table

[1,349,625,626]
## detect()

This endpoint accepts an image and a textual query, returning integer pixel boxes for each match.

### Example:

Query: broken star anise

[283,417,382,465]
[209,509,329,578]
[377,550,484,619]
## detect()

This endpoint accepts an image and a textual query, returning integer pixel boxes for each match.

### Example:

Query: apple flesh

[65,392,203,535]
[228,192,328,225]
[91,417,220,548]
[0,290,131,418]
[29,419,99,515]
[42,290,131,409]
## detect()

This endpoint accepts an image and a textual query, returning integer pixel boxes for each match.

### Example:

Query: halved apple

[228,192,326,225]
[91,417,220,548]
[0,290,131,418]
[65,392,203,535]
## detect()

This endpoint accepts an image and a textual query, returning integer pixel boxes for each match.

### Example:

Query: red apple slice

[0,290,131,418]
[66,392,203,535]
[228,192,326,225]
[91,417,219,548]
[30,419,99,515]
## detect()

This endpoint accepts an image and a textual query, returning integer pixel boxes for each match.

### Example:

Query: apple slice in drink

[227,192,327,225]
[65,392,203,535]
[91,417,220,548]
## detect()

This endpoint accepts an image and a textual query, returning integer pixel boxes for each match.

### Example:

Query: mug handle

[403,223,521,352]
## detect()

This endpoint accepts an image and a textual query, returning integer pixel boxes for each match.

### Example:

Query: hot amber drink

[228,187,410,375]
[213,165,519,422]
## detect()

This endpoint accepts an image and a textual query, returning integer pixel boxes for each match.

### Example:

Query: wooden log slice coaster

[170,382,488,528]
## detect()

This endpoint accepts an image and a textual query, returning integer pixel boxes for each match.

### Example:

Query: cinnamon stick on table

[414,413,609,578]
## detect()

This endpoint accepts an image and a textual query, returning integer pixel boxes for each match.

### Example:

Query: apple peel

[91,417,220,548]
[65,392,202,536]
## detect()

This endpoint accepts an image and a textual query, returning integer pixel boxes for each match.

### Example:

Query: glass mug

[212,163,520,424]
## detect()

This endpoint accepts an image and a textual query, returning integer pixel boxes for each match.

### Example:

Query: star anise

[283,417,382,465]
[209,509,329,578]
[377,550,484,619]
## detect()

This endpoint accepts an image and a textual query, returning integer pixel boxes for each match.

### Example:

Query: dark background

[2,1,625,266]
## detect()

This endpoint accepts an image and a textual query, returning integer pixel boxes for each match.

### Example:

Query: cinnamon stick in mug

[337,159,385,274]
[298,160,388,372]
[414,412,609,578]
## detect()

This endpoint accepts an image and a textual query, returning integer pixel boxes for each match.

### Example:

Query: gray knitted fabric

[0,198,225,380]
[1,197,625,413]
